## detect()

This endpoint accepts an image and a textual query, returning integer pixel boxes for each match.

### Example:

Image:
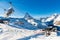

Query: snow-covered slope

[43,14,58,26]
[0,23,45,40]
[0,13,50,30]
[54,15,60,26]
[0,13,60,40]
[0,23,60,40]
[45,14,58,22]
[29,32,60,40]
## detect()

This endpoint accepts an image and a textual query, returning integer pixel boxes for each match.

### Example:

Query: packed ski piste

[0,2,60,40]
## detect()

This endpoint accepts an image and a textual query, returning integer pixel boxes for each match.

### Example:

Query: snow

[0,13,60,40]
[29,32,60,40]
[54,15,60,21]
[27,19,38,26]
[45,14,58,22]
[45,16,55,22]
[54,15,60,26]
[0,23,60,40]
[41,19,45,22]
[24,13,38,26]
[0,23,44,40]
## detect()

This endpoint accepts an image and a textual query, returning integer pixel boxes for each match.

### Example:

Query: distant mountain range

[0,13,60,30]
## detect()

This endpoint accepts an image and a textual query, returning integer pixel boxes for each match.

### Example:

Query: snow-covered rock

[24,12,33,20]
[0,23,45,40]
[24,13,38,26]
[54,15,60,26]
[45,14,58,22]
[27,19,38,26]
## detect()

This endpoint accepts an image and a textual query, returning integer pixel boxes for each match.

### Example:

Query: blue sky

[0,0,60,18]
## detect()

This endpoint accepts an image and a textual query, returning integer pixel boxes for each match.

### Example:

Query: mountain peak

[45,13,58,22]
[52,13,58,17]
[24,12,33,20]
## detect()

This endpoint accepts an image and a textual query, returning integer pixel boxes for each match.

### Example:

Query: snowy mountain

[45,14,58,22]
[24,12,33,20]
[0,13,56,30]
[54,15,60,26]
[0,13,59,30]
[44,14,59,26]
[0,13,60,40]
[24,13,48,29]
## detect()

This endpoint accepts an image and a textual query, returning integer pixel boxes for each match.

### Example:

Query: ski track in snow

[0,23,43,40]
[0,23,60,40]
